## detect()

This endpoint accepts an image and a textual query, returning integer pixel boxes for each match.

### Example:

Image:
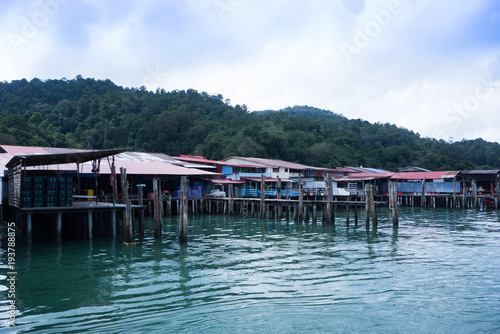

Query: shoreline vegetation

[1,76,500,171]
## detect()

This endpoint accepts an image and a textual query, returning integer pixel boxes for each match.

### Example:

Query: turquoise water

[2,208,500,333]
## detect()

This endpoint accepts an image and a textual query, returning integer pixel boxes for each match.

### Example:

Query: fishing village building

[1,144,500,241]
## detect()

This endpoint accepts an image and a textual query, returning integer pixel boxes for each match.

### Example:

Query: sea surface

[1,207,500,333]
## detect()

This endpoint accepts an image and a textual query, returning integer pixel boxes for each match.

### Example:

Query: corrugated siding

[8,163,21,208]
[397,182,458,193]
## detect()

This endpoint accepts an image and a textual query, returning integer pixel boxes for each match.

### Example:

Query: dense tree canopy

[1,77,500,171]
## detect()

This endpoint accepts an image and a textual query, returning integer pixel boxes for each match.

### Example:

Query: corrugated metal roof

[335,172,394,181]
[460,170,500,175]
[6,148,127,168]
[224,156,326,170]
[342,166,391,173]
[390,171,459,180]
[176,155,263,168]
[0,145,218,177]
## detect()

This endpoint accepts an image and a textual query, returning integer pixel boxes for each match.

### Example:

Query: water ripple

[4,208,500,333]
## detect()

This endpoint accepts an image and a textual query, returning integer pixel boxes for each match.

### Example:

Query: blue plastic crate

[33,177,44,183]
[46,196,57,203]
[33,197,44,204]
[46,177,58,184]
[21,196,32,203]
[46,190,57,196]
[33,190,44,196]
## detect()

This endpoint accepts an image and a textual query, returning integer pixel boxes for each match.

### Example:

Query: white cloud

[1,0,499,143]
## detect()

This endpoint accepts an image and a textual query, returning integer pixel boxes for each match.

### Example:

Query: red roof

[337,172,394,181]
[390,171,459,180]
[337,171,459,181]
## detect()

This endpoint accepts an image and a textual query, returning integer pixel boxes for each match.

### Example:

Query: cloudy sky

[1,0,500,143]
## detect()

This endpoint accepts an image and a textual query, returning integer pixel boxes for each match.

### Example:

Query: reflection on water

[1,207,500,333]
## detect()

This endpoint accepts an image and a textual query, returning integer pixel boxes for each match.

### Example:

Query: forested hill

[1,77,500,171]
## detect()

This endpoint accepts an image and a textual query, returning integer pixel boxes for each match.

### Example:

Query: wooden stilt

[179,176,188,243]
[390,181,399,227]
[354,207,358,227]
[472,180,478,209]
[138,185,145,237]
[462,180,467,209]
[325,174,333,225]
[57,212,62,242]
[153,178,161,238]
[120,168,133,243]
[260,174,266,219]
[88,211,93,240]
[112,210,117,238]
[345,205,350,226]
[228,184,234,215]
[421,178,426,208]
[277,177,282,220]
[298,175,304,222]
[496,180,499,210]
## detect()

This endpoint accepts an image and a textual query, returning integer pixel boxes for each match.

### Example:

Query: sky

[1,0,500,143]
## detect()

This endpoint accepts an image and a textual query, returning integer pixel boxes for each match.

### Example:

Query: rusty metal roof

[390,171,459,180]
[335,172,394,181]
[224,156,327,170]
[6,148,127,168]
[0,145,219,177]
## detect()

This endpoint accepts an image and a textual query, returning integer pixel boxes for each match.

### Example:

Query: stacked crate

[59,177,73,206]
[45,177,58,207]
[19,176,74,208]
[21,177,33,208]
[33,177,45,207]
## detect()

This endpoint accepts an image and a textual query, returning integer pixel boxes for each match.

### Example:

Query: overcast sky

[1,0,500,143]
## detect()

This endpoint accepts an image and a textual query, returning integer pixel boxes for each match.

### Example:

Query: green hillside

[1,77,500,171]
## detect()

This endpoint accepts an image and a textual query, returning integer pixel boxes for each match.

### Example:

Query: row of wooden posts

[118,168,190,243]
[116,171,393,244]
[115,170,500,244]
